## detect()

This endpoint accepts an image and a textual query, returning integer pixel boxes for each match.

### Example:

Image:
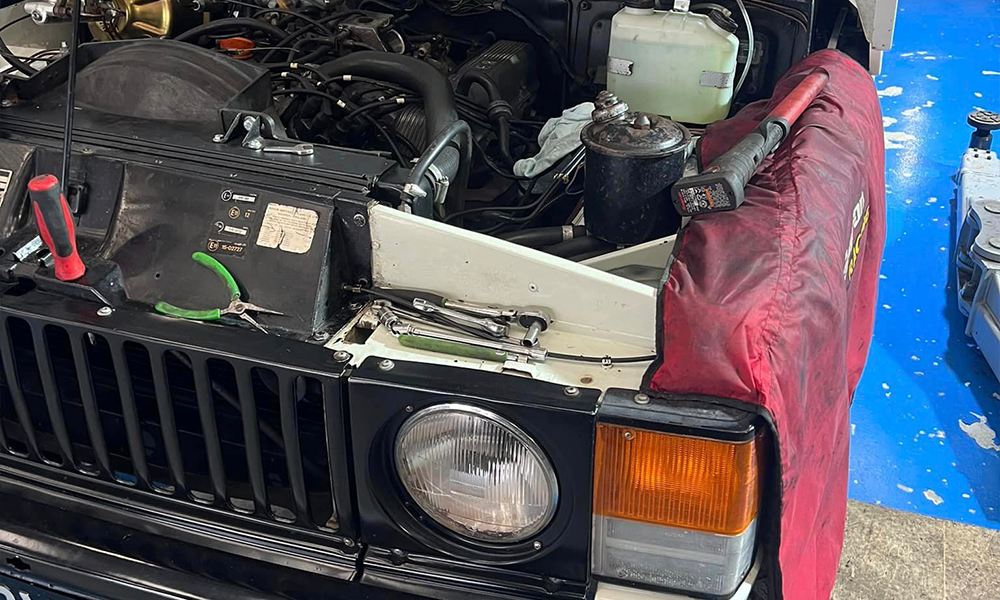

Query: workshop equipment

[27,174,85,281]
[955,110,1000,383]
[581,91,691,245]
[155,251,283,333]
[671,68,830,216]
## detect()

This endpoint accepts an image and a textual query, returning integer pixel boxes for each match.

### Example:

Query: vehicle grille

[0,313,340,534]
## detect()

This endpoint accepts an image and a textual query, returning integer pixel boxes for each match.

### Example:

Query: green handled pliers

[155,252,283,334]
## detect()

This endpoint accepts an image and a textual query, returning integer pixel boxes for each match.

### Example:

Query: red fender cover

[643,50,885,599]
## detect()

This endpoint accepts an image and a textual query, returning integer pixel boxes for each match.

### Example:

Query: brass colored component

[89,0,196,40]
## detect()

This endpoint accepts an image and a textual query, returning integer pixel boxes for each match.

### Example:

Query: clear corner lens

[394,403,559,543]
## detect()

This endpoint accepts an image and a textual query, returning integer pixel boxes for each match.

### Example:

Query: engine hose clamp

[426,163,451,205]
[487,100,513,120]
[402,182,427,197]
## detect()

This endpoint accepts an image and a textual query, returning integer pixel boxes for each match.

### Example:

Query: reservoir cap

[582,104,690,159]
[625,0,655,9]
[709,9,739,33]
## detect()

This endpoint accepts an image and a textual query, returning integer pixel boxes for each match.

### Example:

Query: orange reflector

[593,424,759,536]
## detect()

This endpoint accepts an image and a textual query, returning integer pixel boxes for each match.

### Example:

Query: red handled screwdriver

[27,174,86,281]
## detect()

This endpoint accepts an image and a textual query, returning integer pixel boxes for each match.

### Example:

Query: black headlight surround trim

[366,389,573,563]
[348,357,599,586]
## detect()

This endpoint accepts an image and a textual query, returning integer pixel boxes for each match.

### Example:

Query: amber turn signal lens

[593,424,758,536]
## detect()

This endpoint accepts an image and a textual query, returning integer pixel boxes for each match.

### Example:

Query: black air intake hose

[319,52,458,142]
[320,52,467,219]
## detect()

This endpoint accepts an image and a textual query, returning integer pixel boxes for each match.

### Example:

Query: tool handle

[398,334,507,362]
[154,302,222,321]
[192,251,241,301]
[712,121,786,190]
[28,174,85,281]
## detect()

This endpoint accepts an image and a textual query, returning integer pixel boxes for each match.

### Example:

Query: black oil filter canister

[581,91,691,245]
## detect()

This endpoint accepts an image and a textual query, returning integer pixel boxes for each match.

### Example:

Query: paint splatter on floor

[923,489,945,505]
[958,414,1000,451]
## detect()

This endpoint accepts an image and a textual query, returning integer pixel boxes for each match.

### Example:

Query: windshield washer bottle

[606,0,739,125]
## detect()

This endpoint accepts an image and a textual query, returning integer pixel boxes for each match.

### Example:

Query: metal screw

[623,430,634,440]
[353,213,367,227]
[1,99,13,108]
[342,538,355,548]
[97,306,113,317]
[333,350,351,362]
[563,386,580,398]
[212,133,225,142]
[243,116,256,130]
[313,331,331,342]
[532,540,543,550]
[634,393,650,405]
[379,359,395,371]
[984,201,1000,215]
[990,237,1000,250]
[405,405,414,413]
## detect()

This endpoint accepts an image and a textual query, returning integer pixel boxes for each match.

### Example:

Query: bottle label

[607,57,634,76]
[700,70,734,89]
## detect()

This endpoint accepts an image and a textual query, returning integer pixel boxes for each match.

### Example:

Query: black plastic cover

[74,41,267,128]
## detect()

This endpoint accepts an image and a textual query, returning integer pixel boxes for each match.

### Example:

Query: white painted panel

[369,204,657,347]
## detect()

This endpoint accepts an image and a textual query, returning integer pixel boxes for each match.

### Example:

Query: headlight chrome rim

[394,402,560,544]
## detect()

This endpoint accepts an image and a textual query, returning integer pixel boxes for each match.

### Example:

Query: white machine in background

[956,110,1000,384]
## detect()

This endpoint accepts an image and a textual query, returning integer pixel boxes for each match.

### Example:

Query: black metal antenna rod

[60,0,82,194]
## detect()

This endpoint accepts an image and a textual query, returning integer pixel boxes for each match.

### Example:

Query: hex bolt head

[563,386,580,397]
[333,350,351,362]
[984,201,1000,215]
[379,359,395,371]
[97,306,113,317]
[353,213,367,227]
[633,393,650,405]
[313,331,331,342]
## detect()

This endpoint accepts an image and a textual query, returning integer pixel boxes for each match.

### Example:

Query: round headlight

[394,403,559,543]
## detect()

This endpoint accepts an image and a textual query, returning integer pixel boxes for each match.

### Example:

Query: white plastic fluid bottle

[606,0,740,125]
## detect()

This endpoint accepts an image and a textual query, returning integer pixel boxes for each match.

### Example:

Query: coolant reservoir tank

[606,0,739,125]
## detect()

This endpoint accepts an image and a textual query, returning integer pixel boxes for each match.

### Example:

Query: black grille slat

[149,347,187,494]
[69,332,113,476]
[279,373,311,525]
[192,358,228,505]
[31,322,76,468]
[0,317,44,462]
[109,338,151,489]
[0,307,348,543]
[235,363,269,516]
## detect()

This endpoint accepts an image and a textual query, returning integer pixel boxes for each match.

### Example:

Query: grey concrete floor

[832,501,1000,600]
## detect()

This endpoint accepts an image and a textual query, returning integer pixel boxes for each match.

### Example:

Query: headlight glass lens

[395,403,559,543]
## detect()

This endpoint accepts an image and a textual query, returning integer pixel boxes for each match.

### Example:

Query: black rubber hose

[500,225,587,248]
[319,52,458,141]
[545,235,615,258]
[173,18,287,44]
[0,34,36,77]
[457,70,514,165]
[405,120,472,218]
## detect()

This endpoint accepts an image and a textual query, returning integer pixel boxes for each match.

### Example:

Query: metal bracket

[213,113,314,156]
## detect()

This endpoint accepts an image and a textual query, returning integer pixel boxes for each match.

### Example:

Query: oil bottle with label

[606,0,740,125]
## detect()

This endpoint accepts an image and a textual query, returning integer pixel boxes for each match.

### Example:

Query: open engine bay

[0,1,884,599]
